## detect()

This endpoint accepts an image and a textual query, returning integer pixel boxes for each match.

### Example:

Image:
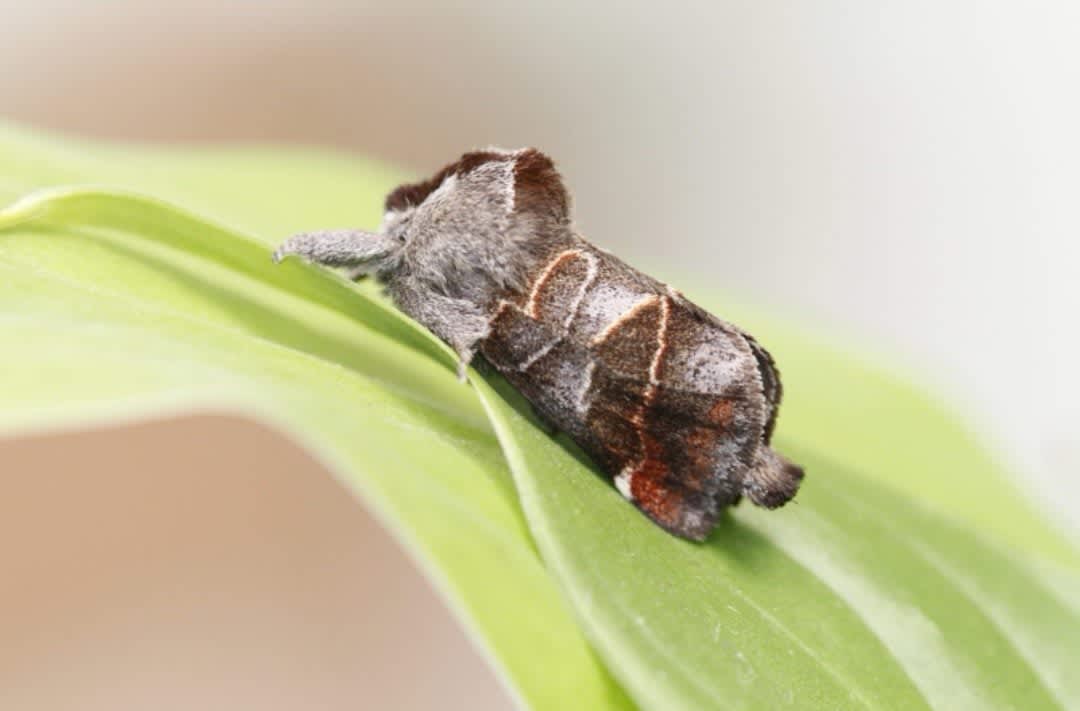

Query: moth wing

[670,296,782,442]
[739,330,782,442]
[481,248,597,431]
[480,245,773,541]
[580,292,765,539]
[668,300,801,508]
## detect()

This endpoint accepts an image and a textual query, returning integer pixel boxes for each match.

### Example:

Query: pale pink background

[0,417,512,710]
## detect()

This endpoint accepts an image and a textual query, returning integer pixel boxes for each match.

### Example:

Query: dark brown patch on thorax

[512,148,570,224]
[384,150,509,212]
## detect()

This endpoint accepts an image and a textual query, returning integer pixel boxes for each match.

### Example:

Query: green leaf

[2,120,1077,710]
[708,304,1079,565]
[474,377,1080,710]
[0,184,632,709]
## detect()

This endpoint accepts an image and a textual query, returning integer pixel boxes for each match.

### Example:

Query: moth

[273,148,803,540]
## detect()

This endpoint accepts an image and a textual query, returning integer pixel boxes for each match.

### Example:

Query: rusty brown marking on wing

[707,399,735,428]
[627,431,720,540]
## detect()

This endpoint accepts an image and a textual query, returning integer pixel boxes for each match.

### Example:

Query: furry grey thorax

[385,158,571,308]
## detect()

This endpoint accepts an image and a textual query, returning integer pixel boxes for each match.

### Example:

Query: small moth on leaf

[274,148,803,540]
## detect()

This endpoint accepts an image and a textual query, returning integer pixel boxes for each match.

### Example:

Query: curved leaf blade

[0,192,633,711]
[473,376,1076,710]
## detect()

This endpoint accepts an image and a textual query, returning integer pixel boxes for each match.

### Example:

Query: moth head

[379,206,415,244]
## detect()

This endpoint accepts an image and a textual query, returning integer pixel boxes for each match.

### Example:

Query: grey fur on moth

[273,148,804,541]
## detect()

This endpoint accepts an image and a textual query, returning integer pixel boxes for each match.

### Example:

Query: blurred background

[2,1,1077,708]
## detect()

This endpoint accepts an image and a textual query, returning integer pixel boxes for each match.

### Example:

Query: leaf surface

[474,378,1079,710]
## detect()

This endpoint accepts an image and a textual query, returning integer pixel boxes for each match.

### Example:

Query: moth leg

[390,280,491,381]
[272,229,396,268]
[343,265,371,281]
[742,446,804,509]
